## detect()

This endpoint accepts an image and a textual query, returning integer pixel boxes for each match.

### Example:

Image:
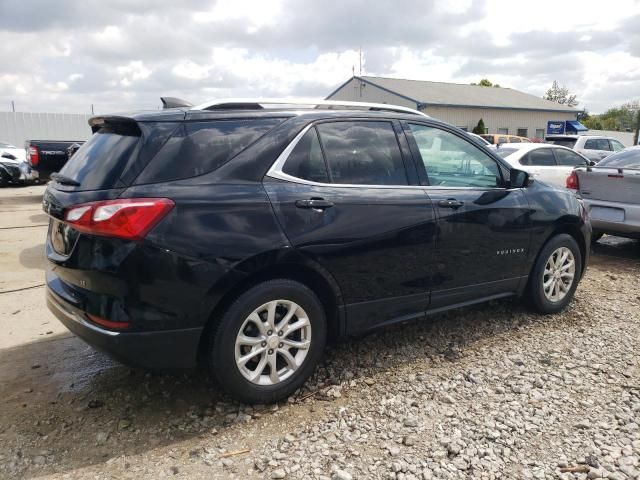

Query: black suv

[43,100,590,403]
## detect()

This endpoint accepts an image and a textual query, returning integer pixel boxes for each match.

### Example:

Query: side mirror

[588,160,597,166]
[509,168,531,188]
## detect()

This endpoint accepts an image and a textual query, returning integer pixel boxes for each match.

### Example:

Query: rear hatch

[44,115,180,256]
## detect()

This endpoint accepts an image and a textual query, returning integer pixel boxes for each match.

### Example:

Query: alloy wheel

[234,300,312,385]
[542,247,575,302]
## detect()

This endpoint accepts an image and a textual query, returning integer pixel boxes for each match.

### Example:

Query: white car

[0,141,31,185]
[492,143,592,189]
[545,135,625,163]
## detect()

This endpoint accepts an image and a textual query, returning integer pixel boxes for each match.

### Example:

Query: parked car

[493,143,592,189]
[570,146,640,241]
[467,132,492,146]
[545,135,625,163]
[25,139,85,182]
[0,141,30,186]
[43,99,590,404]
[480,134,532,145]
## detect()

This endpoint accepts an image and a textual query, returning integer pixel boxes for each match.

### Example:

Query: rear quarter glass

[134,118,285,185]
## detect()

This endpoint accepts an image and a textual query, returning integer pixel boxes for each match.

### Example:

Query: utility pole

[91,104,94,115]
[359,47,362,75]
[634,109,640,146]
[11,100,15,112]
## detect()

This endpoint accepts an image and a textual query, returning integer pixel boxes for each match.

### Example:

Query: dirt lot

[0,185,639,480]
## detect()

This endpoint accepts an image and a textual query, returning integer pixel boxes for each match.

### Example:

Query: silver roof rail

[190,98,429,117]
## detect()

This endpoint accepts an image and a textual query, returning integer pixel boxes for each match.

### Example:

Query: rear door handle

[438,199,464,209]
[295,198,334,210]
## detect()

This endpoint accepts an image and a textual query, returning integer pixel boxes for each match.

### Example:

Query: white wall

[0,111,93,147]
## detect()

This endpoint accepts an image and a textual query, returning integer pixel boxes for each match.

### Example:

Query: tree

[544,81,578,107]
[472,118,486,134]
[471,79,499,87]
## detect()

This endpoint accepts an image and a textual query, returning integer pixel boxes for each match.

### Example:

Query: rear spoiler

[88,115,141,134]
[583,166,640,174]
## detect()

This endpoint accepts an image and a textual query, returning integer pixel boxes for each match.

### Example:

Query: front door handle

[295,198,334,210]
[438,199,464,209]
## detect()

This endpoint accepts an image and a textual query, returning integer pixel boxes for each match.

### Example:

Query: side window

[137,118,284,184]
[316,121,408,185]
[610,139,625,151]
[527,149,556,166]
[554,148,588,166]
[510,137,522,143]
[585,138,611,151]
[282,128,329,183]
[408,123,502,188]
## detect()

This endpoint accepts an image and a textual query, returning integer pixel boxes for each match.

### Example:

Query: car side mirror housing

[509,168,531,188]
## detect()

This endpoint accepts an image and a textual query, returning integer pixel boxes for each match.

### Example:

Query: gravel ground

[0,185,639,480]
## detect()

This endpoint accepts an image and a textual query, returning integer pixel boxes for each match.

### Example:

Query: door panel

[425,187,531,307]
[401,121,532,308]
[264,180,436,333]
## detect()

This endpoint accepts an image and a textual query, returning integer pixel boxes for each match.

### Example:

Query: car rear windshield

[58,122,142,191]
[598,149,640,169]
[134,118,284,184]
[546,138,576,148]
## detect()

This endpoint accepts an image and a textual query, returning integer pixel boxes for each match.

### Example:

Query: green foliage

[587,101,639,132]
[544,80,578,107]
[472,118,486,135]
[471,79,499,87]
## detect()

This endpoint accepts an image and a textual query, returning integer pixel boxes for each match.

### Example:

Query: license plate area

[590,206,625,223]
[50,219,79,256]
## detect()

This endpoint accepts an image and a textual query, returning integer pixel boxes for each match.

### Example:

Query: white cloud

[0,0,638,114]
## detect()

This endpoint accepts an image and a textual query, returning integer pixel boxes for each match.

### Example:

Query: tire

[591,232,604,244]
[526,234,582,314]
[207,279,327,404]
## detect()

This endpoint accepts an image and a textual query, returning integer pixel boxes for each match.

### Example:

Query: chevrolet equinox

[43,99,591,403]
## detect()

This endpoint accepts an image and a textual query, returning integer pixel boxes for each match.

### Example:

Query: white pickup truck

[569,146,640,241]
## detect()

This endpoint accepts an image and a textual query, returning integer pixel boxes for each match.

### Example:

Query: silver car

[571,146,640,241]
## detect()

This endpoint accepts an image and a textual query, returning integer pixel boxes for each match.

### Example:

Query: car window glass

[136,118,284,184]
[408,123,502,188]
[510,137,521,143]
[547,138,577,148]
[282,128,329,183]
[610,139,625,151]
[585,138,611,150]
[527,149,556,166]
[598,149,640,168]
[316,121,408,185]
[554,148,587,166]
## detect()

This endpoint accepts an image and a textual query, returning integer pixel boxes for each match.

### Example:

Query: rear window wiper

[50,173,81,186]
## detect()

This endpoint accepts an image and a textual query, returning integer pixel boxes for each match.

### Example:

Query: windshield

[546,138,576,148]
[598,148,640,169]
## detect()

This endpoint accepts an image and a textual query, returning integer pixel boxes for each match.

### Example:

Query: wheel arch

[197,251,344,362]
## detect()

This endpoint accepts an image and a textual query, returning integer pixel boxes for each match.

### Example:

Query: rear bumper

[584,198,640,237]
[46,285,203,369]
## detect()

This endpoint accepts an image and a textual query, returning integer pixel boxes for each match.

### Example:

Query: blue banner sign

[547,121,566,135]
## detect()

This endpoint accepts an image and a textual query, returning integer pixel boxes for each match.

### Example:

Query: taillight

[28,146,40,167]
[86,313,130,330]
[64,198,174,240]
[566,171,579,190]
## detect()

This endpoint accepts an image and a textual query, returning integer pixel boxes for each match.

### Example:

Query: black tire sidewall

[528,234,582,314]
[209,279,327,404]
